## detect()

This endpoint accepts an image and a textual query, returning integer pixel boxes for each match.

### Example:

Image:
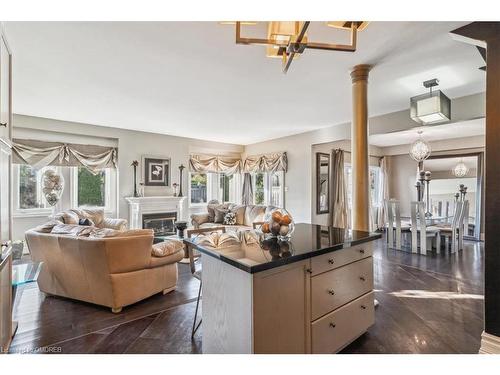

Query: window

[190,173,208,204]
[219,174,239,203]
[71,167,112,210]
[270,172,284,207]
[77,167,106,207]
[17,165,55,210]
[253,172,265,205]
[344,164,382,227]
[251,171,285,207]
[14,164,117,217]
[189,173,241,205]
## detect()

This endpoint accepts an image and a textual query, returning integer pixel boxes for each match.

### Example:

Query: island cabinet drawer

[311,257,373,321]
[311,291,374,354]
[310,242,373,276]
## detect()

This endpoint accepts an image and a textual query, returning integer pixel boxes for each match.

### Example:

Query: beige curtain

[330,149,348,228]
[243,152,287,173]
[12,139,117,173]
[242,173,253,205]
[377,156,389,229]
[189,154,241,175]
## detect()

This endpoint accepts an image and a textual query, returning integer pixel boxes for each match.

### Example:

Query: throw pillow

[207,202,220,222]
[223,211,236,225]
[51,224,94,236]
[230,205,246,225]
[79,208,105,227]
[78,218,95,226]
[151,239,183,257]
[214,207,229,223]
[33,220,60,233]
[58,211,80,225]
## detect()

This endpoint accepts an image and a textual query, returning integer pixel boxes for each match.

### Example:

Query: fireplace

[142,212,177,236]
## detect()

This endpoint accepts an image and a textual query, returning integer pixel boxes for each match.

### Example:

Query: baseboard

[479,331,500,353]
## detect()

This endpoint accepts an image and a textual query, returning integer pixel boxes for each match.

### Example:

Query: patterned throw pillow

[223,211,236,225]
[214,207,229,223]
[151,239,183,257]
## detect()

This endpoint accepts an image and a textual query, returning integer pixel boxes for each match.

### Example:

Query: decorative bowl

[260,208,295,241]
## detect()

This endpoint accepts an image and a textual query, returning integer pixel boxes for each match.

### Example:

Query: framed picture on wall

[142,155,170,186]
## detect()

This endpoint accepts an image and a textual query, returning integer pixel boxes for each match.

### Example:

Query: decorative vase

[42,170,64,207]
[259,208,295,241]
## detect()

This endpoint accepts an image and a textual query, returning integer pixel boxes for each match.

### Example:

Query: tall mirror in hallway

[424,152,484,240]
[316,153,330,214]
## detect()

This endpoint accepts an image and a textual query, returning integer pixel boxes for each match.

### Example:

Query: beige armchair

[25,228,183,313]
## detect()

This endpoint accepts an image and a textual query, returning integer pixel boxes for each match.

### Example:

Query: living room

[1,0,499,373]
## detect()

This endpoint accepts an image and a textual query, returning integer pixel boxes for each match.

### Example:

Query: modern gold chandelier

[223,21,369,73]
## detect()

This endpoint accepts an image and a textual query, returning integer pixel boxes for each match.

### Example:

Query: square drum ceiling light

[410,79,451,125]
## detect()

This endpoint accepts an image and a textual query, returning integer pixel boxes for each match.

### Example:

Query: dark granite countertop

[183,223,381,274]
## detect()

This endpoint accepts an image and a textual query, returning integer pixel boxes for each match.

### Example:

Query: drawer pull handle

[359,249,365,254]
[329,323,336,328]
[328,289,335,295]
[328,259,335,264]
[360,305,367,310]
[359,276,366,282]
[0,122,7,127]
[306,268,312,274]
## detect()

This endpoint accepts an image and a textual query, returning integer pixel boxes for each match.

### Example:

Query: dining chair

[410,201,441,255]
[437,200,467,253]
[385,199,410,250]
[186,226,226,338]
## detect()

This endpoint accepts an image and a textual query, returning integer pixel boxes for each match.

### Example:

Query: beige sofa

[25,227,183,313]
[191,203,276,230]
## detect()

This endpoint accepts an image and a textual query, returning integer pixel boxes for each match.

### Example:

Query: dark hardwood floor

[9,237,484,354]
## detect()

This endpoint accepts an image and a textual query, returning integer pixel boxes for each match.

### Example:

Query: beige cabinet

[202,241,375,354]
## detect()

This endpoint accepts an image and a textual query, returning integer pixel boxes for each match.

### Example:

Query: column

[350,64,371,232]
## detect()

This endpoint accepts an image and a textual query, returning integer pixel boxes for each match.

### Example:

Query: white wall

[12,114,243,240]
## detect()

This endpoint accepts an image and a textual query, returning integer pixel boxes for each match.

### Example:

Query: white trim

[479,331,500,354]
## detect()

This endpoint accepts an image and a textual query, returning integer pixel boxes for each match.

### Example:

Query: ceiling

[369,118,485,147]
[4,21,486,145]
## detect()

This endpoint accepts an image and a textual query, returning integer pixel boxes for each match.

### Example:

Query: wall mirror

[316,153,330,214]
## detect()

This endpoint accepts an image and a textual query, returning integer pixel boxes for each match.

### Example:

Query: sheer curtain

[330,149,348,228]
[377,156,390,229]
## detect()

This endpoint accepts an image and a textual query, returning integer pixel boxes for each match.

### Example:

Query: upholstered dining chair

[410,201,441,255]
[186,226,226,338]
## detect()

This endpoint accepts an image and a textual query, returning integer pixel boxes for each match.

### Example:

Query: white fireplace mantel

[125,196,186,230]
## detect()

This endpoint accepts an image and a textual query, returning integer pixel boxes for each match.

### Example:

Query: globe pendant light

[409,130,431,162]
[453,159,469,177]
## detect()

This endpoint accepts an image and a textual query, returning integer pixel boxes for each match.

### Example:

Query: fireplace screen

[142,212,177,236]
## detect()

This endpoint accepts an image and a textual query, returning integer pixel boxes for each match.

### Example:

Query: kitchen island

[184,223,381,354]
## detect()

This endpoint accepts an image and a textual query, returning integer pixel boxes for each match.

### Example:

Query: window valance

[12,139,118,173]
[189,154,242,175]
[243,152,288,173]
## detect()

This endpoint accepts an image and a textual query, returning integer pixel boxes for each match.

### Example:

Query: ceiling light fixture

[409,130,431,162]
[410,79,451,125]
[452,159,469,177]
[224,21,368,74]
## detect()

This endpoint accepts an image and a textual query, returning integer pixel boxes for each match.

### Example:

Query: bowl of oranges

[259,208,295,241]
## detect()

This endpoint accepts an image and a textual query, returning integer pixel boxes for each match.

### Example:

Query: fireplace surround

[125,196,186,234]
